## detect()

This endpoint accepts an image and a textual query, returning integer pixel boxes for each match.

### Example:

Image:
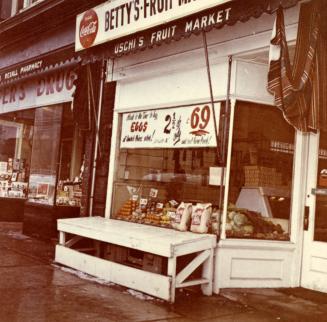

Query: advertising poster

[120,103,220,149]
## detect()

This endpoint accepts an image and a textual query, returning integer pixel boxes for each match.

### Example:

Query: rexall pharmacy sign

[76,0,231,51]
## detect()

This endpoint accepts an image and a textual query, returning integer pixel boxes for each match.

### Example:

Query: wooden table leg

[59,231,65,246]
[94,240,101,257]
[201,248,214,296]
[168,256,177,303]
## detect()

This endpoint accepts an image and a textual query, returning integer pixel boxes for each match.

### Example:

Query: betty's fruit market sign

[76,0,232,51]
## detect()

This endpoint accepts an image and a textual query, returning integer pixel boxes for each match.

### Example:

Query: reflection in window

[227,102,295,240]
[28,105,62,205]
[56,106,84,207]
[0,121,20,162]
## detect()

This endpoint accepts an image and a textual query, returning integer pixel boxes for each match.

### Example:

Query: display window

[0,104,84,206]
[56,106,84,207]
[111,103,223,233]
[27,104,84,206]
[28,105,62,205]
[227,102,295,240]
[0,111,34,198]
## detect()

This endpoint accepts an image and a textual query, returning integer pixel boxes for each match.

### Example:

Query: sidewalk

[1,222,327,322]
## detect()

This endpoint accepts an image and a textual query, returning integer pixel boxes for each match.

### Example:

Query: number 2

[164,114,171,134]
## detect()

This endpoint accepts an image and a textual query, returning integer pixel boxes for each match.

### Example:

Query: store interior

[227,101,295,240]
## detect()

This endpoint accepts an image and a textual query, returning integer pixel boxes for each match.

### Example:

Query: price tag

[167,211,176,219]
[140,198,148,205]
[149,188,158,198]
[156,202,164,209]
[169,200,179,207]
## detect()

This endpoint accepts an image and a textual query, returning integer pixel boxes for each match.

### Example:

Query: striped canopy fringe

[267,0,327,132]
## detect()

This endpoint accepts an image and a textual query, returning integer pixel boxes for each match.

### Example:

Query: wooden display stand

[55,216,217,302]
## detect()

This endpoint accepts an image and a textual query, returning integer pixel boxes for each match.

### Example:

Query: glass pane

[0,110,34,199]
[0,121,19,162]
[28,105,62,205]
[315,131,327,242]
[111,104,224,232]
[112,147,221,230]
[17,0,24,11]
[56,107,84,207]
[227,102,295,240]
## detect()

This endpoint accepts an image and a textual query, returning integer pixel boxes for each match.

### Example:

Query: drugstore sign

[0,69,76,114]
[76,0,232,51]
[120,103,220,148]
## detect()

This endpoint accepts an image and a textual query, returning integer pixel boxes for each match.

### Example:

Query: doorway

[301,131,327,292]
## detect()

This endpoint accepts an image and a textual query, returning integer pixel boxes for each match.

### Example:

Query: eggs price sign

[120,103,220,149]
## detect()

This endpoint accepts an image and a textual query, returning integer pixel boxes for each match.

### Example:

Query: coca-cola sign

[79,9,99,49]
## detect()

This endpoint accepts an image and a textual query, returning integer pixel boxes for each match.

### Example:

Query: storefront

[0,50,84,238]
[55,0,327,300]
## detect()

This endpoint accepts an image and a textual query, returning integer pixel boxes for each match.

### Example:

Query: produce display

[116,198,176,228]
[225,206,289,240]
[116,194,218,234]
[115,189,289,240]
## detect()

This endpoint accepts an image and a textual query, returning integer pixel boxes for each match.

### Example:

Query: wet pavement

[1,222,327,322]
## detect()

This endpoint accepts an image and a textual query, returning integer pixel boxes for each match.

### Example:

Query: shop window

[26,104,84,207]
[0,1,15,20]
[56,106,84,207]
[0,105,84,207]
[0,111,34,198]
[111,103,223,233]
[227,102,295,241]
[28,105,62,205]
[23,0,43,9]
[8,0,43,16]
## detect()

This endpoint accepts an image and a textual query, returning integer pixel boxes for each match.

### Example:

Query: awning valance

[79,0,300,64]
[267,0,327,132]
[0,46,80,87]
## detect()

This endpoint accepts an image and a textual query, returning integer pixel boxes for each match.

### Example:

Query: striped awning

[267,0,327,132]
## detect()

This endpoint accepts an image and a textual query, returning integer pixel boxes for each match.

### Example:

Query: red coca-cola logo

[79,9,98,49]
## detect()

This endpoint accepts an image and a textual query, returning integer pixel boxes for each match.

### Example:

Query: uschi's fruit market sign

[120,103,221,149]
[75,0,232,51]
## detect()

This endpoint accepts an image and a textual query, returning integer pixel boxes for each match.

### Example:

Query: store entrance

[301,131,327,292]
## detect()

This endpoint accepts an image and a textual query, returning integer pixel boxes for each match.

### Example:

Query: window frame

[11,0,43,16]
